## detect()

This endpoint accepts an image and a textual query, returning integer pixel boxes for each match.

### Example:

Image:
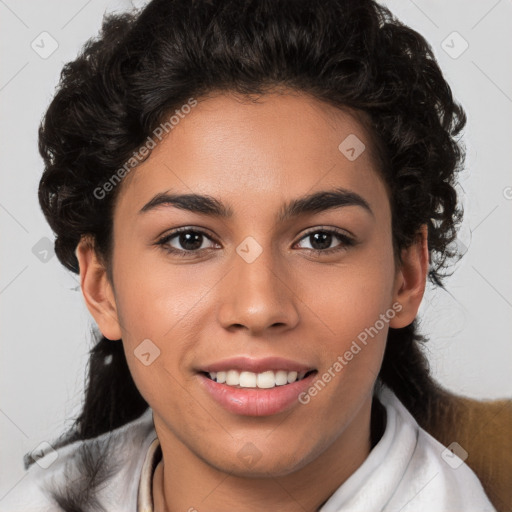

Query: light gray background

[1,0,511,500]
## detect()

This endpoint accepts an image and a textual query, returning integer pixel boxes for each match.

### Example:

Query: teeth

[257,371,276,389]
[275,370,288,386]
[239,371,257,387]
[207,369,310,388]
[226,370,240,386]
[287,371,298,383]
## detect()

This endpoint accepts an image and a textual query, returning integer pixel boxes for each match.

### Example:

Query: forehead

[115,91,390,222]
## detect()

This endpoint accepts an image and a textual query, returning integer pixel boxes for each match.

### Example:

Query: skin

[76,90,428,512]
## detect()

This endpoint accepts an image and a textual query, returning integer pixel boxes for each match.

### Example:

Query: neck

[153,393,382,512]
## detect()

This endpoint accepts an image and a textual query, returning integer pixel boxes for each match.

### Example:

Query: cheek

[112,250,200,338]
[298,246,396,382]
[111,252,213,401]
[302,257,395,341]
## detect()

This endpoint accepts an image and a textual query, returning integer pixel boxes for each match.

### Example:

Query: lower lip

[198,372,317,416]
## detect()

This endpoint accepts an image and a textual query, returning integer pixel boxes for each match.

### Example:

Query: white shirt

[0,384,497,512]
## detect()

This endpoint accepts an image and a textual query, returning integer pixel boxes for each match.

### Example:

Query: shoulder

[378,385,497,512]
[0,408,156,512]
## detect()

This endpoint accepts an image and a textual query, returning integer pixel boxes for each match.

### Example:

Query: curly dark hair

[34,0,466,456]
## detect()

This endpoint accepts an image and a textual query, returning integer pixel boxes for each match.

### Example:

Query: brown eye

[295,228,355,256]
[156,228,219,257]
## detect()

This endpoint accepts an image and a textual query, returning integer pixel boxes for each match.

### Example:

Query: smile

[204,369,315,388]
[196,356,318,416]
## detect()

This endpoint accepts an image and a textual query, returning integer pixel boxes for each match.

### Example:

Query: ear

[75,235,123,341]
[389,224,429,329]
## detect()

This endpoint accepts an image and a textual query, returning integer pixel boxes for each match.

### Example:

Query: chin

[204,445,314,478]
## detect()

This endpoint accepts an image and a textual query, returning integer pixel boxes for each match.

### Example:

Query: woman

[2,0,497,510]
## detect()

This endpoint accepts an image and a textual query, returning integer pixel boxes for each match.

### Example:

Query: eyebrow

[139,186,374,221]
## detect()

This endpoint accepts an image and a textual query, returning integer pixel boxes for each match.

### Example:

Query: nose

[217,240,300,336]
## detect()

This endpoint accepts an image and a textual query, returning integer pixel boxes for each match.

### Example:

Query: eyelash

[155,226,356,258]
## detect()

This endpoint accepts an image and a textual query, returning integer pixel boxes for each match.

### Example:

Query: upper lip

[198,356,315,374]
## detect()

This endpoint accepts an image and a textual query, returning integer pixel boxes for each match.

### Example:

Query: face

[80,90,422,478]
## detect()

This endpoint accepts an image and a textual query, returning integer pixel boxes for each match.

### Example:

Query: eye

[156,227,219,257]
[294,228,355,256]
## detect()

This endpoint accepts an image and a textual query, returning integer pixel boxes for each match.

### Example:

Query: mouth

[196,357,318,416]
